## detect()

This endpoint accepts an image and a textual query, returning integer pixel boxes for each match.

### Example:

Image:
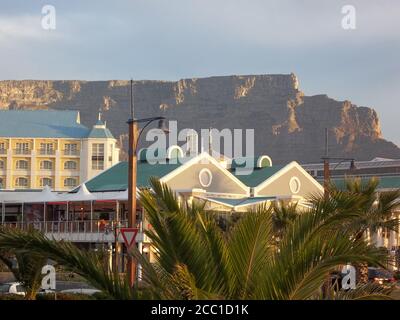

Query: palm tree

[0,177,393,299]
[0,249,46,299]
[0,227,134,300]
[328,177,400,283]
[133,178,390,299]
[271,201,299,242]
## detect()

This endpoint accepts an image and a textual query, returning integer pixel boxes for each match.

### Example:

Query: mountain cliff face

[0,74,399,164]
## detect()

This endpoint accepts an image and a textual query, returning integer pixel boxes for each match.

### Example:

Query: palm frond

[0,227,132,299]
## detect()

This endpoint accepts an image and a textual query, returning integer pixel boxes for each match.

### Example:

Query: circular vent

[199,168,213,187]
[289,177,301,194]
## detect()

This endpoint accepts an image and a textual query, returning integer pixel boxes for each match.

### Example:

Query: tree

[0,250,46,299]
[133,178,390,299]
[0,228,133,300]
[328,177,400,283]
[0,177,393,300]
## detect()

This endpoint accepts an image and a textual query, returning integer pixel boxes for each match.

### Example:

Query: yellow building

[0,110,119,191]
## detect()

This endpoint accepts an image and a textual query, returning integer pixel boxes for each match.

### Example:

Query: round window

[289,177,301,194]
[199,168,213,187]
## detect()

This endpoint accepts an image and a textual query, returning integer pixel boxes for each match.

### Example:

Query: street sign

[120,227,139,248]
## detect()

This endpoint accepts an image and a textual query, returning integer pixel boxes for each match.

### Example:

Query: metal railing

[14,149,31,155]
[63,149,79,156]
[38,149,55,155]
[1,220,131,234]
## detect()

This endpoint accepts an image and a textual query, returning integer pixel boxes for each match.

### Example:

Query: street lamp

[321,157,357,198]
[126,79,169,288]
[321,128,357,198]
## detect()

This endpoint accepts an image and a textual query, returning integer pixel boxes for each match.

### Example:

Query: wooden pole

[127,118,138,288]
[114,201,120,273]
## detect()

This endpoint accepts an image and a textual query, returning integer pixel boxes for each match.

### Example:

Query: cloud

[0,14,65,48]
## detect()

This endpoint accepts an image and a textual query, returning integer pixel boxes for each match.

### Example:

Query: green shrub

[92,291,113,300]
[36,292,95,300]
[0,294,24,300]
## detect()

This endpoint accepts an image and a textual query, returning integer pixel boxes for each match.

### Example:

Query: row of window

[2,143,110,172]
[0,160,78,170]
[0,177,78,188]
[0,143,79,155]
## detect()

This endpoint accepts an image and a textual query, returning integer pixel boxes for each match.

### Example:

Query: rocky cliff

[0,74,399,163]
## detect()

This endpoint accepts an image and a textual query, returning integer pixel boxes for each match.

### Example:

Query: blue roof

[88,126,115,139]
[0,110,90,138]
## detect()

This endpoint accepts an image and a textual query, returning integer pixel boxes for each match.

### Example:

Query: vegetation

[329,177,400,283]
[0,249,46,299]
[0,177,398,300]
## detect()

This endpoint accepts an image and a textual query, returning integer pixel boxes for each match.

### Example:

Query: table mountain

[0,74,399,164]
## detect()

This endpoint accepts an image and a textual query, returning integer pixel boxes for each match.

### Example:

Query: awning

[0,185,61,204]
[59,184,97,202]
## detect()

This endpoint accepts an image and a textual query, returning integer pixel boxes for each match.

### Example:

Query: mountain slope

[0,74,398,163]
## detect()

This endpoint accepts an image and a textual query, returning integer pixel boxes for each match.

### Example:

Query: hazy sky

[1,0,399,145]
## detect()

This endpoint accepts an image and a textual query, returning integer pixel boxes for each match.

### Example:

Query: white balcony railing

[14,149,31,155]
[0,220,145,243]
[38,149,55,156]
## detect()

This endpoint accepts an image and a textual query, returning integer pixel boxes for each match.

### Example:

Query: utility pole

[127,79,138,288]
[126,79,169,288]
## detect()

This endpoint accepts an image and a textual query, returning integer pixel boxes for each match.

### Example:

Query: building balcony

[1,220,144,243]
[38,149,55,156]
[63,150,80,156]
[14,149,31,155]
[13,169,30,175]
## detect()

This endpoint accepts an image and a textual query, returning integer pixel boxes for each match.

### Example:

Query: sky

[0,0,399,145]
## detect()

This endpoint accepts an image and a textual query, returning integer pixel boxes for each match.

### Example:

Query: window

[16,160,29,170]
[39,143,54,155]
[109,144,113,162]
[40,177,52,187]
[0,178,3,189]
[64,178,77,188]
[15,143,29,155]
[64,160,77,170]
[64,143,78,155]
[92,143,104,170]
[0,143,6,154]
[15,177,28,188]
[40,160,53,170]
[0,160,4,169]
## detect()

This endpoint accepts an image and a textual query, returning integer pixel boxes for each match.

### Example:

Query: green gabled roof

[326,176,400,191]
[88,127,115,139]
[84,161,182,192]
[231,165,286,187]
[231,157,258,169]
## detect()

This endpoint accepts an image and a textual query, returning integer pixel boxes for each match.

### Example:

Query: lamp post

[127,79,169,288]
[322,128,357,198]
[321,156,357,198]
